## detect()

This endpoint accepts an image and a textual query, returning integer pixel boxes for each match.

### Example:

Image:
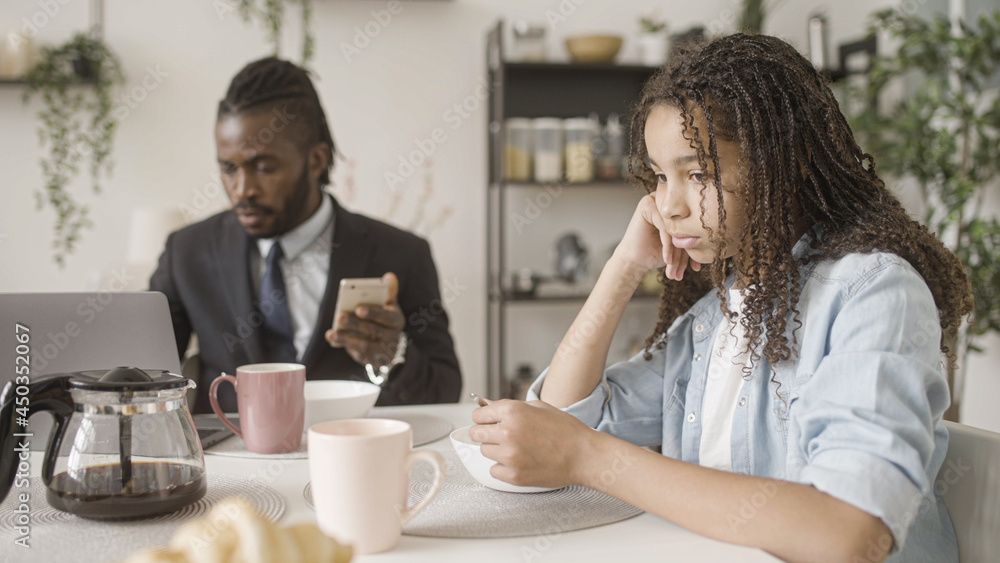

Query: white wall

[2,0,996,431]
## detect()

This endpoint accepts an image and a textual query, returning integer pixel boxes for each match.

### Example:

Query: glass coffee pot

[0,367,206,519]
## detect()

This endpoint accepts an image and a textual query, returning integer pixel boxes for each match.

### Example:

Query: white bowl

[304,380,381,429]
[450,426,559,493]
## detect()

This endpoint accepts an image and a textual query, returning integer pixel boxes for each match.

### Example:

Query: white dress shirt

[253,194,334,360]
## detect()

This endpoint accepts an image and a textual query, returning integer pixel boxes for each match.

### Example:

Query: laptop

[0,292,182,450]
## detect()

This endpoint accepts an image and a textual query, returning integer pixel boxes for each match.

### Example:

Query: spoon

[469,392,488,407]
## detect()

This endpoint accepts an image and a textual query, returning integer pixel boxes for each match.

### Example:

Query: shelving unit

[485,21,659,399]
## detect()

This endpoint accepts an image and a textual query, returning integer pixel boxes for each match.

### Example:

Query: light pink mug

[209,362,305,454]
[308,418,446,554]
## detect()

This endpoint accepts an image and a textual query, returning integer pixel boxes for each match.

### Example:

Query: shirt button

[694,353,702,362]
[687,413,696,422]
[739,397,747,406]
[695,324,705,333]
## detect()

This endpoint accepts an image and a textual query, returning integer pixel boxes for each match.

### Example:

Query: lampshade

[126,206,186,265]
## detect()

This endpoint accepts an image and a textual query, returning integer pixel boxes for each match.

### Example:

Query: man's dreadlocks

[218,57,336,187]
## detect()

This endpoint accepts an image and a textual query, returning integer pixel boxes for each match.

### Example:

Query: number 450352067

[13,323,31,425]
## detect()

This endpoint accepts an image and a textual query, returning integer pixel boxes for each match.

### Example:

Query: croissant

[121,497,352,563]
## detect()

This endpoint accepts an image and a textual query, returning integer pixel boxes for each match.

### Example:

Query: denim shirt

[527,234,958,562]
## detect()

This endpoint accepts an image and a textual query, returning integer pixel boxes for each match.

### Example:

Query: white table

[28,403,779,562]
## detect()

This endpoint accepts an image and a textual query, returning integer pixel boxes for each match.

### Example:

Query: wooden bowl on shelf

[564,34,623,63]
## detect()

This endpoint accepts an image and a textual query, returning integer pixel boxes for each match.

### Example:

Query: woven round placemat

[205,413,453,459]
[0,474,285,563]
[304,450,642,538]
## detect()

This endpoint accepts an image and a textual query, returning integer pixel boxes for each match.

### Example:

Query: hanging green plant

[235,0,316,65]
[23,32,126,267]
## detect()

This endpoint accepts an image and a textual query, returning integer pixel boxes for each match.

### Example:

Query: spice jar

[532,118,563,183]
[504,118,533,182]
[563,118,594,183]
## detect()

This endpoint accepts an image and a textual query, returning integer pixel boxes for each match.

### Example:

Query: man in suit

[150,57,462,413]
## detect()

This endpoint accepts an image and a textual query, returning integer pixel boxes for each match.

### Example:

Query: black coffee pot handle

[0,376,75,504]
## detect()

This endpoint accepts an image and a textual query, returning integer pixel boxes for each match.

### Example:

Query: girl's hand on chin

[615,195,701,281]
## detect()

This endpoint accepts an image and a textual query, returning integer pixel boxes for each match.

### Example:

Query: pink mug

[209,363,305,454]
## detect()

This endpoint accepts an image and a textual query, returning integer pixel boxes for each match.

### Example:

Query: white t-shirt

[698,289,749,471]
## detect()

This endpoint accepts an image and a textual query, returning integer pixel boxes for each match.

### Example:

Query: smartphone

[330,277,391,345]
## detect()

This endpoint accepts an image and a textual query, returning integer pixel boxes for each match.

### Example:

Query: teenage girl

[471,34,970,563]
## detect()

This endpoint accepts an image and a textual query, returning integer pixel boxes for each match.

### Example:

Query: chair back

[940,420,1000,562]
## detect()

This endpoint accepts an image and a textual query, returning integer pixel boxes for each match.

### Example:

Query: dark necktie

[259,242,297,362]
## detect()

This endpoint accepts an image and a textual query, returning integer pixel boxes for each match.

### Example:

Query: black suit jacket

[150,195,462,413]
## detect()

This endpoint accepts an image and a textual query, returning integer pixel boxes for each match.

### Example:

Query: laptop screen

[0,292,182,449]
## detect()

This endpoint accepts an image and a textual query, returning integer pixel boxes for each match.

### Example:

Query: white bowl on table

[304,380,381,430]
[450,426,560,493]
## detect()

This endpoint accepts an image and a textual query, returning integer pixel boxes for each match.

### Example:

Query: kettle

[0,367,207,519]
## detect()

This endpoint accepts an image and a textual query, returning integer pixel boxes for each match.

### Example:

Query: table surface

[26,403,780,562]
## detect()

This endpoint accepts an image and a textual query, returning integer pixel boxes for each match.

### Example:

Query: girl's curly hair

[629,34,973,387]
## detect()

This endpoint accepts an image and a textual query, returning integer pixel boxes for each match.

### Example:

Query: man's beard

[234,166,314,239]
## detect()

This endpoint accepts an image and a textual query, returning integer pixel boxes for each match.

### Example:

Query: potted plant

[23,32,126,267]
[852,8,1000,421]
[232,0,315,65]
[637,10,669,66]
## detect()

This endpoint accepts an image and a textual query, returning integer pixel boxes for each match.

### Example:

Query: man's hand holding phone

[325,272,405,368]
